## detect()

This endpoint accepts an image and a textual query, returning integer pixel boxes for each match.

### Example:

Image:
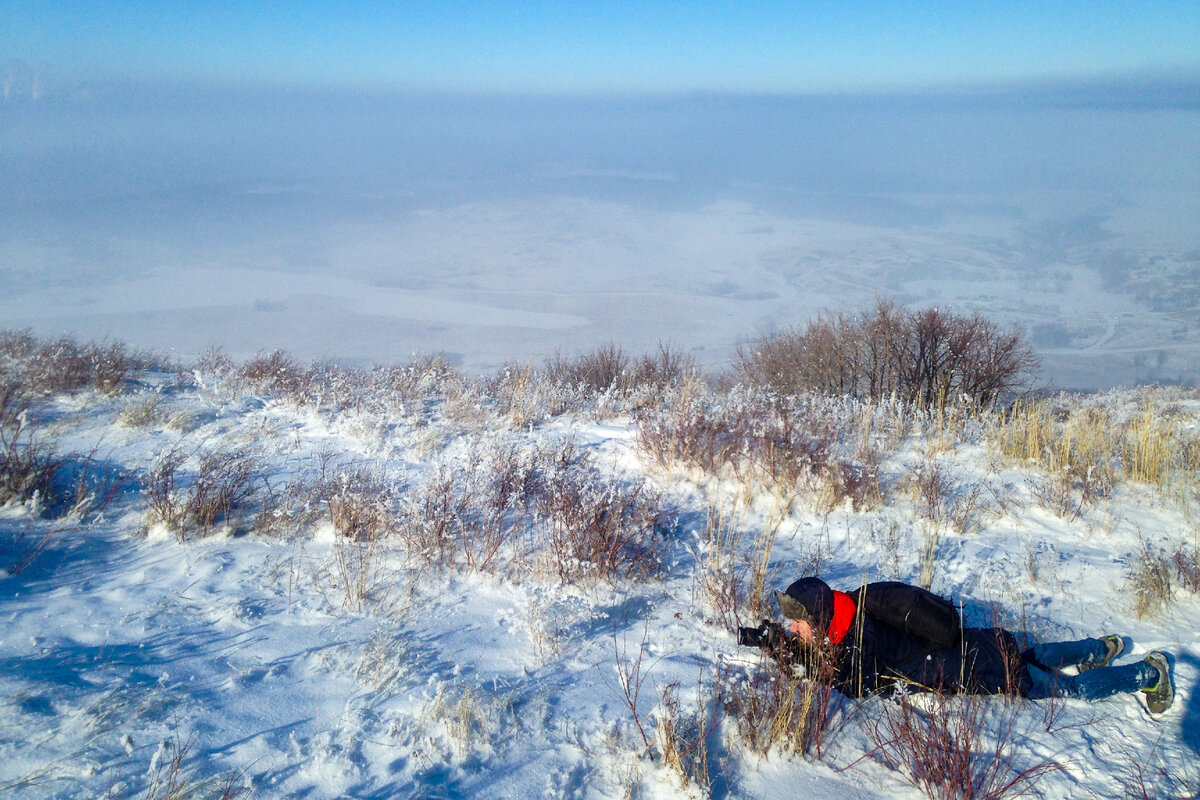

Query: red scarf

[827,590,857,644]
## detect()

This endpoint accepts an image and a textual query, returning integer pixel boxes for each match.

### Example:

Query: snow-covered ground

[2,351,1198,799]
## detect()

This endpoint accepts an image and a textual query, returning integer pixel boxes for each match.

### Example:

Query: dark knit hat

[776,577,833,632]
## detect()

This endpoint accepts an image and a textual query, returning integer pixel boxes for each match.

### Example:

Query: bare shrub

[826,458,882,512]
[905,458,969,588]
[1173,543,1200,594]
[259,458,389,542]
[635,384,749,481]
[546,342,631,394]
[1026,470,1080,520]
[85,341,135,394]
[251,475,314,539]
[949,484,988,535]
[250,451,348,539]
[4,517,65,575]
[1117,739,1200,799]
[57,446,128,519]
[0,403,61,509]
[735,318,849,397]
[395,436,538,571]
[537,461,672,584]
[397,463,468,568]
[749,410,836,496]
[631,342,696,393]
[371,354,464,417]
[489,362,545,427]
[720,641,842,759]
[388,434,673,583]
[395,442,511,569]
[193,346,237,384]
[863,692,1062,800]
[657,677,722,793]
[637,385,862,507]
[0,329,38,364]
[0,387,126,525]
[486,362,587,428]
[140,732,250,800]
[284,360,353,411]
[144,446,262,539]
[187,450,261,532]
[239,349,304,397]
[310,465,400,610]
[195,345,469,422]
[540,341,695,415]
[910,458,955,526]
[1127,540,1174,619]
[0,330,135,396]
[694,501,753,630]
[907,457,986,534]
[736,301,1037,410]
[601,619,660,758]
[467,437,544,566]
[320,467,397,541]
[0,381,31,432]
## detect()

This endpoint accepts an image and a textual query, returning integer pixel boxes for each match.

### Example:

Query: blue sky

[7,1,1200,94]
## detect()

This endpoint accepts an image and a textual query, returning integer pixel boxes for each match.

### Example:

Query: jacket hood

[777,577,834,632]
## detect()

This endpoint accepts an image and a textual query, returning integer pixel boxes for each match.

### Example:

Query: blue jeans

[1023,637,1156,701]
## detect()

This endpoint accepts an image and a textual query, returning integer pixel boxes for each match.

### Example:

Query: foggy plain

[3,78,1198,390]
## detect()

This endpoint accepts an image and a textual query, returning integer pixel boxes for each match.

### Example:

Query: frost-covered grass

[1,334,1199,799]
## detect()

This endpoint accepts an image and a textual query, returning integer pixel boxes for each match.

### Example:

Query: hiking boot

[1077,634,1124,672]
[1141,651,1173,714]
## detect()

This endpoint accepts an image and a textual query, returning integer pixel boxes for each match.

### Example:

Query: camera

[738,625,766,647]
[738,620,785,648]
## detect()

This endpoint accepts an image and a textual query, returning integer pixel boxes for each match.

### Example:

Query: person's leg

[1027,637,1109,670]
[1026,660,1158,702]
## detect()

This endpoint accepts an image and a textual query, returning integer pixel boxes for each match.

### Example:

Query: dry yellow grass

[1123,404,1176,485]
[991,394,1199,512]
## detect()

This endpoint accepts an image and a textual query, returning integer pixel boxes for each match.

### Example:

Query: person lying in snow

[738,576,1174,713]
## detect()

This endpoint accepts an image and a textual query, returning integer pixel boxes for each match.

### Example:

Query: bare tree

[737,301,1037,410]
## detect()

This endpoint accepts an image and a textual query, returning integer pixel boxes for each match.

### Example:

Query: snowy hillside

[1,334,1198,799]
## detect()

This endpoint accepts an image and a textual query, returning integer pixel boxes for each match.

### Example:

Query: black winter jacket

[829,613,1031,698]
[768,578,1032,698]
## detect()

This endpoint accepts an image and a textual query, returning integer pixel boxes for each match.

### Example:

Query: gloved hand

[738,619,786,649]
[760,620,787,649]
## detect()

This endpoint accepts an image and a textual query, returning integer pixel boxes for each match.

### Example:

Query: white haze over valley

[2,77,1198,389]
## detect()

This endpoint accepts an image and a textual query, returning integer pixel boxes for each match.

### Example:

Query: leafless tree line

[736,300,1038,409]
